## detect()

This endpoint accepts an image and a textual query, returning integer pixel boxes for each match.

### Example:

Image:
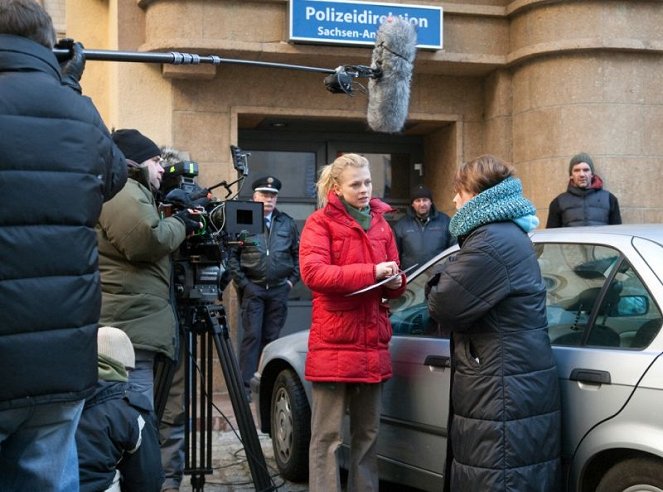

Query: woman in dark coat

[427,155,561,491]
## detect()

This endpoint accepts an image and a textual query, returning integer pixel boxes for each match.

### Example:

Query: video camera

[153,147,275,491]
[161,145,263,308]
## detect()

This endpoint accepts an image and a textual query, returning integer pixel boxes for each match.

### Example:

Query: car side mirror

[612,295,649,316]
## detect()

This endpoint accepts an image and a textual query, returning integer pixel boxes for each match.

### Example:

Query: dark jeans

[239,282,290,387]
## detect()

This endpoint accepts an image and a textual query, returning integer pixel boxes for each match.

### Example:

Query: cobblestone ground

[179,429,308,492]
[179,393,309,492]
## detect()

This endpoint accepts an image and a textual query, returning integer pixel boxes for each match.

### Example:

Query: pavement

[179,392,309,492]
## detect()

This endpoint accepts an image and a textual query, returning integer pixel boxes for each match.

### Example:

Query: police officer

[228,176,300,397]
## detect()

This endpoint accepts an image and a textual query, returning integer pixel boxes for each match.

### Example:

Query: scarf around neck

[98,353,129,382]
[340,197,372,231]
[449,176,538,238]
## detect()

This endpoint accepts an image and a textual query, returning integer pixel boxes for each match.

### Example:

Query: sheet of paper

[345,264,418,297]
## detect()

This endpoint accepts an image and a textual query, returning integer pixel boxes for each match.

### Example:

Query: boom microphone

[53,17,417,134]
[366,17,417,134]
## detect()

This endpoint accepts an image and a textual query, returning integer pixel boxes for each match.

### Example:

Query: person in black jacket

[427,155,561,492]
[546,152,621,228]
[392,184,454,270]
[0,1,127,490]
[77,326,162,492]
[228,176,300,396]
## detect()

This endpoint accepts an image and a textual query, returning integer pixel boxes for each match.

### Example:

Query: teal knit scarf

[449,177,539,238]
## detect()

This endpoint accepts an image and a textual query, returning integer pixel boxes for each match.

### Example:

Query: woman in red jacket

[299,153,407,492]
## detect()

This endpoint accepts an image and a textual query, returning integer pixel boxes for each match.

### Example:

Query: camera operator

[97,130,203,437]
[0,1,127,489]
[156,146,192,492]
[228,176,300,399]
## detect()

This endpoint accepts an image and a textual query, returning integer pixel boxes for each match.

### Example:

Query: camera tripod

[155,301,275,492]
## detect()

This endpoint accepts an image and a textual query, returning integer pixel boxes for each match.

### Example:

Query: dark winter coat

[546,175,621,227]
[300,193,406,382]
[96,168,186,360]
[76,380,163,492]
[228,208,300,290]
[0,35,127,409]
[392,204,454,270]
[428,221,561,491]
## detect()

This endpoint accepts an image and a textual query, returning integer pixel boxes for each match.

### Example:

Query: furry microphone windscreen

[367,17,417,134]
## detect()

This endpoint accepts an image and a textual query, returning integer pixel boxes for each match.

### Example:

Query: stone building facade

[57,0,663,224]
[52,1,663,372]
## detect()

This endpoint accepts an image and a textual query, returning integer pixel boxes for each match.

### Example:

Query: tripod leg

[184,323,214,492]
[206,305,274,492]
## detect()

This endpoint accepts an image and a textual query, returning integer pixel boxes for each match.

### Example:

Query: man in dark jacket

[228,176,300,395]
[392,185,454,270]
[546,152,622,228]
[0,1,127,490]
[76,327,162,492]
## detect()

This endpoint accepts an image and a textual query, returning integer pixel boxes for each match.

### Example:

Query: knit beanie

[112,129,160,164]
[97,326,135,370]
[411,184,433,201]
[569,153,594,175]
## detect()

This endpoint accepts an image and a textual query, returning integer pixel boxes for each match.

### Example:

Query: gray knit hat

[97,326,135,369]
[569,153,594,175]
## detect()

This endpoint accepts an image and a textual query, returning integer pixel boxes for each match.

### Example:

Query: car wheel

[270,368,311,481]
[596,457,663,492]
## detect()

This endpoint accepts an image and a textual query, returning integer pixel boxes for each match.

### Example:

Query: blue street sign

[289,0,443,50]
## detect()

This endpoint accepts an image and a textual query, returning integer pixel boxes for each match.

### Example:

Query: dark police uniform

[227,176,300,391]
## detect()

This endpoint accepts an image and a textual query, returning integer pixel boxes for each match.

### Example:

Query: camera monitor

[223,200,263,235]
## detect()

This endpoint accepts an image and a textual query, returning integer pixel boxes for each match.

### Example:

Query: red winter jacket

[300,193,406,383]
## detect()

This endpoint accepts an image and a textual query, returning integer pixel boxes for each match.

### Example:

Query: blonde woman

[299,153,406,491]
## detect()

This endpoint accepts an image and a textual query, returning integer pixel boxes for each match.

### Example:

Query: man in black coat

[546,152,622,228]
[0,1,127,489]
[392,185,454,270]
[228,176,300,396]
[76,327,162,492]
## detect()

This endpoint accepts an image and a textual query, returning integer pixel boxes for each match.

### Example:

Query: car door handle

[569,368,611,385]
[424,355,451,368]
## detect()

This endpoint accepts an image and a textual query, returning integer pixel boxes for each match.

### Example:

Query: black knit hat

[411,184,433,201]
[112,129,160,164]
[569,152,594,175]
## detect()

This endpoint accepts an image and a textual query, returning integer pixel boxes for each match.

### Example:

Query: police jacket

[546,175,621,227]
[0,35,127,409]
[300,193,406,383]
[97,167,186,360]
[76,380,162,492]
[228,208,300,290]
[392,204,454,270]
[428,222,561,491]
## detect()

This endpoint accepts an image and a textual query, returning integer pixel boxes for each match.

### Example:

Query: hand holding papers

[346,264,418,297]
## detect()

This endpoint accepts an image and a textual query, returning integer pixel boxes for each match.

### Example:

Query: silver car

[251,225,663,491]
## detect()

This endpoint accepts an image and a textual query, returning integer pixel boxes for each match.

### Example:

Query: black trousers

[239,282,290,387]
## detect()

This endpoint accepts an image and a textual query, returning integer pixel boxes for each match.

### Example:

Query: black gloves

[55,38,86,94]
[173,209,205,237]
[163,188,194,209]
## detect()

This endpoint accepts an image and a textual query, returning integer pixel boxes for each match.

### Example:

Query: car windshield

[389,255,452,338]
[388,242,663,348]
